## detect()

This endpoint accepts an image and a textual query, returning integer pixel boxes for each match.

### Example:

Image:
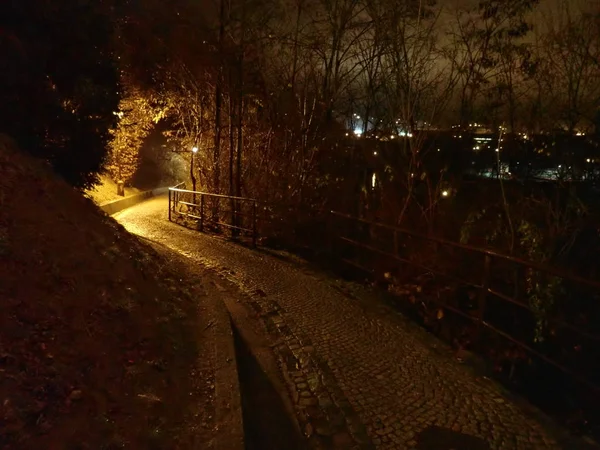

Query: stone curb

[99,186,169,215]
[209,290,245,450]
[208,267,373,450]
[211,277,306,444]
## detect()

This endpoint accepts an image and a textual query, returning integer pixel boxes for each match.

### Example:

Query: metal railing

[165,187,600,415]
[168,186,258,247]
[328,210,600,397]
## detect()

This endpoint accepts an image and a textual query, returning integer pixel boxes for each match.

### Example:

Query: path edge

[211,296,245,450]
[99,186,169,215]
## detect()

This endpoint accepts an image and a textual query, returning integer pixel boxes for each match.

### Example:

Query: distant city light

[371,173,377,188]
[373,151,378,156]
[441,190,449,197]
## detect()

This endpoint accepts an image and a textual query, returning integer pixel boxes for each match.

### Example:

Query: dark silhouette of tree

[0,0,120,189]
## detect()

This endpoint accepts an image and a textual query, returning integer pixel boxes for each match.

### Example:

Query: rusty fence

[165,187,600,418]
[328,211,600,402]
[168,186,258,247]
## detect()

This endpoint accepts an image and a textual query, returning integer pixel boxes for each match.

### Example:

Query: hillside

[0,135,214,448]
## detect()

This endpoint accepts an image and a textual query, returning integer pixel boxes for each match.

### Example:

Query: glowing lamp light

[441,190,449,197]
[373,151,378,156]
[192,146,198,153]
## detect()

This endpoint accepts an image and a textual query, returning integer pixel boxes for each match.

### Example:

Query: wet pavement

[114,196,566,450]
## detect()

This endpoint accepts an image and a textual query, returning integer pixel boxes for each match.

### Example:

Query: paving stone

[319,396,333,408]
[332,431,354,448]
[299,397,319,407]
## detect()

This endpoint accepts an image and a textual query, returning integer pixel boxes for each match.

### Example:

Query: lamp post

[191,146,198,191]
[191,146,198,205]
[113,111,125,196]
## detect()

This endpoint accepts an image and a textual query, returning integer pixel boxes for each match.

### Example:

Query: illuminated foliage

[106,84,167,185]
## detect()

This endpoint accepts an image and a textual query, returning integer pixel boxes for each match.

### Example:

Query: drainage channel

[233,327,308,450]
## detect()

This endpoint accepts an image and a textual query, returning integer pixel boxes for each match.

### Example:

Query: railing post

[252,200,257,248]
[327,211,335,260]
[200,194,205,232]
[478,254,492,328]
[231,198,237,239]
[168,189,172,221]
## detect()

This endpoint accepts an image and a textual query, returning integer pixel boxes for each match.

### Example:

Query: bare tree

[537,1,600,133]
[374,0,458,230]
[448,0,539,128]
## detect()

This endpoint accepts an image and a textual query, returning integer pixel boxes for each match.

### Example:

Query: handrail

[164,188,600,416]
[329,209,600,395]
[168,187,256,203]
[168,186,257,247]
[330,210,600,290]
[166,190,600,398]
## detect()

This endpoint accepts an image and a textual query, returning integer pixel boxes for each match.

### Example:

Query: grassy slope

[85,175,142,206]
[0,135,211,449]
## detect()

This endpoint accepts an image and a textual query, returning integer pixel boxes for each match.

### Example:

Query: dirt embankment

[0,135,215,449]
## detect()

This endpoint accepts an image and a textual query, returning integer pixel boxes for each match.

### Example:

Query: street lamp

[191,146,198,194]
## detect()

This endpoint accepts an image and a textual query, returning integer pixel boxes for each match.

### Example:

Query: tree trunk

[236,52,243,197]
[213,0,225,220]
[229,87,235,198]
[236,3,245,199]
[229,84,236,234]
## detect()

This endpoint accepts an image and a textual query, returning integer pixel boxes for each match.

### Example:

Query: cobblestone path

[114,197,568,450]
